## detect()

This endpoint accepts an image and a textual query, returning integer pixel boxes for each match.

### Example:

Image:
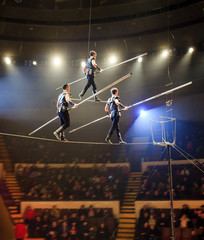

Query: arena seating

[23,205,116,239]
[135,205,204,240]
[136,164,204,200]
[16,165,128,201]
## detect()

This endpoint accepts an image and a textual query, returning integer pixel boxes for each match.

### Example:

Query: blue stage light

[140,110,146,116]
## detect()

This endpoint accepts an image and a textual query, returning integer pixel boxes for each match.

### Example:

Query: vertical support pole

[167,144,175,240]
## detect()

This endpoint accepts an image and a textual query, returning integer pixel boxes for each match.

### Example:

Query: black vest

[86,57,96,76]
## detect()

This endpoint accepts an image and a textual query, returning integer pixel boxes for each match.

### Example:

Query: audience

[23,205,115,239]
[137,164,204,200]
[14,218,27,240]
[16,165,128,201]
[136,204,204,240]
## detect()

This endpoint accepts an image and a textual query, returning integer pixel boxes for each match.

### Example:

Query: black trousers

[82,74,97,95]
[58,110,70,130]
[107,114,122,140]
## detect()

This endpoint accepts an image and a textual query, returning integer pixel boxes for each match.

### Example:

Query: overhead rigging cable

[55,53,147,90]
[172,145,204,175]
[87,0,92,54]
[69,81,192,133]
[175,144,203,164]
[29,73,132,136]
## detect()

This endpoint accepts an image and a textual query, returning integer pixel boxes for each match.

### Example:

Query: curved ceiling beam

[0,18,203,42]
[0,0,203,26]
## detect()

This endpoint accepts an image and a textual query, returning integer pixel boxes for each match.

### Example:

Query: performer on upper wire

[105,88,128,144]
[79,50,103,101]
[54,84,78,142]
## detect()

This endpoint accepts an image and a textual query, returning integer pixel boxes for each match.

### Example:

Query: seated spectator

[138,212,149,227]
[69,225,79,240]
[78,205,87,217]
[148,214,156,227]
[89,226,97,240]
[138,222,149,240]
[88,206,95,218]
[148,225,159,240]
[140,205,150,218]
[50,205,61,219]
[97,223,109,240]
[24,206,35,225]
[158,212,169,228]
[196,211,204,231]
[14,218,27,240]
[41,214,50,236]
[179,214,192,229]
[80,221,89,237]
[179,204,191,218]
[69,213,78,225]
[47,221,60,240]
[31,216,42,237]
[60,221,69,240]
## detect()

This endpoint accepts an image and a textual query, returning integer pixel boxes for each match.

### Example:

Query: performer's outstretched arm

[92,59,103,72]
[65,93,78,108]
[115,99,128,110]
[83,66,87,75]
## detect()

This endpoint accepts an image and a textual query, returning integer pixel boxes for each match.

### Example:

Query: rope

[172,145,204,175]
[87,0,92,54]
[0,132,153,146]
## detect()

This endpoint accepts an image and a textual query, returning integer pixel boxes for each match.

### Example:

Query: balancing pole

[56,53,147,90]
[29,73,132,136]
[77,73,132,106]
[69,81,192,133]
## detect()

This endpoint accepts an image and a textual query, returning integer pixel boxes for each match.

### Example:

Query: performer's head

[89,50,97,58]
[111,88,118,96]
[63,84,70,92]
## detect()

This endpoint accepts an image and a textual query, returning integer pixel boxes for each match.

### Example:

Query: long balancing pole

[167,144,175,240]
[69,116,108,134]
[29,73,132,136]
[56,53,147,90]
[29,116,58,136]
[127,81,192,109]
[69,81,192,133]
[77,73,132,106]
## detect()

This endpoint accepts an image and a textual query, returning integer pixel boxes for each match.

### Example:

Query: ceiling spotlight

[138,57,143,62]
[5,57,11,65]
[140,110,146,116]
[188,47,194,53]
[53,57,61,66]
[32,61,37,66]
[162,50,169,57]
[81,61,86,67]
[109,56,117,64]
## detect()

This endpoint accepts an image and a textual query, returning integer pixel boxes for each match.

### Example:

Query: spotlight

[138,57,143,62]
[81,61,86,67]
[5,57,11,65]
[162,50,169,57]
[188,47,194,53]
[109,56,117,64]
[32,61,37,66]
[53,57,61,66]
[140,110,146,116]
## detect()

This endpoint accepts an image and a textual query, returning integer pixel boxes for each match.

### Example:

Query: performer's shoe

[53,131,61,141]
[119,140,127,144]
[79,93,83,100]
[61,138,69,142]
[94,97,101,102]
[105,137,113,144]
